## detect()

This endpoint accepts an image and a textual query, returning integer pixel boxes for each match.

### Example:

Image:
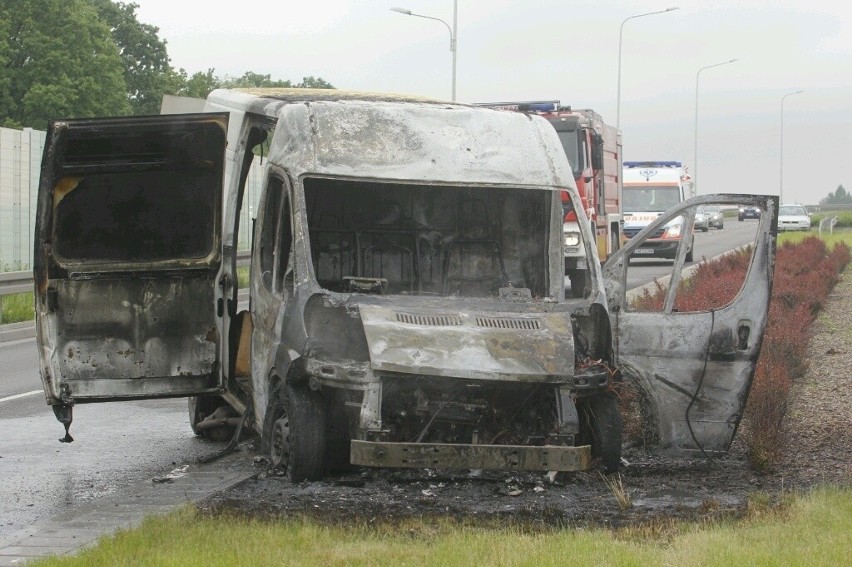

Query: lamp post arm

[693,59,738,196]
[391,3,457,101]
[406,13,453,50]
[616,7,679,131]
[780,90,804,203]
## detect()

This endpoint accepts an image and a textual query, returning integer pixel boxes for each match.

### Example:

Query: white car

[778,204,811,231]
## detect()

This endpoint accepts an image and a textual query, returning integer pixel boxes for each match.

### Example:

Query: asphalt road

[0,337,228,541]
[623,218,761,290]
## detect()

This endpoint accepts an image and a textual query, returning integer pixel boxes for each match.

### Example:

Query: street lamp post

[693,59,738,196]
[391,1,458,101]
[780,90,804,204]
[616,7,679,131]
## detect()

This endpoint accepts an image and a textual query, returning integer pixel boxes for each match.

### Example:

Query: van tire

[579,393,623,474]
[324,392,353,472]
[264,382,326,482]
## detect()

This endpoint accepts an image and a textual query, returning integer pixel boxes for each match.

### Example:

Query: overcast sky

[134,0,852,205]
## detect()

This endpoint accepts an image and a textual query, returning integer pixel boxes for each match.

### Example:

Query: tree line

[0,0,334,130]
[820,185,852,206]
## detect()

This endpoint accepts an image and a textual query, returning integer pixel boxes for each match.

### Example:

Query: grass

[777,228,852,247]
[0,291,34,324]
[31,486,852,566]
[237,265,250,288]
[810,211,852,229]
[600,472,632,510]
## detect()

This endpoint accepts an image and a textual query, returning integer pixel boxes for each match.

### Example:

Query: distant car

[703,205,724,229]
[778,204,811,231]
[738,206,761,221]
[694,207,709,232]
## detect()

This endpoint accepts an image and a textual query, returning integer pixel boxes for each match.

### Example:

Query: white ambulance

[621,161,694,262]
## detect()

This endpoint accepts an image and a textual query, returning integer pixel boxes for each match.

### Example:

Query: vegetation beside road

[32,486,851,566]
[809,211,852,229]
[0,291,33,324]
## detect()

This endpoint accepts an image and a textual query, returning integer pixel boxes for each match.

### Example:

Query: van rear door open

[33,114,228,413]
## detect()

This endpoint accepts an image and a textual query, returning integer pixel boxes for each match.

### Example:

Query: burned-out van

[33,89,778,480]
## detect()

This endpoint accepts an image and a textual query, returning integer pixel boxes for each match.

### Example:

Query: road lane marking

[0,389,42,403]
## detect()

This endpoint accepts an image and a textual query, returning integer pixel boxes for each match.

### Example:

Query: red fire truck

[474,101,622,296]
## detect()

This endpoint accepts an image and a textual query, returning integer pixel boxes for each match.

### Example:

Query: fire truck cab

[473,101,622,297]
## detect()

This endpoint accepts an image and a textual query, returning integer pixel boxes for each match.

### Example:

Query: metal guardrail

[0,271,32,296]
[0,251,252,325]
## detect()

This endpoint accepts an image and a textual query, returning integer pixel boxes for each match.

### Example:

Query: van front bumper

[350,440,592,471]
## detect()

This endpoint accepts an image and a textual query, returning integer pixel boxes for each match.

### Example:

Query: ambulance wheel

[264,381,326,482]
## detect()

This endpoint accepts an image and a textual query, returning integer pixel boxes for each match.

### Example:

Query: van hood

[357,304,575,381]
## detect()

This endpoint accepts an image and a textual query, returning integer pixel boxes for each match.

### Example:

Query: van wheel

[324,392,353,472]
[579,394,622,473]
[264,382,326,482]
[188,395,236,442]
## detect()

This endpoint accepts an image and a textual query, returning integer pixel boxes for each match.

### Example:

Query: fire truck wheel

[264,381,326,482]
[188,395,236,442]
[579,393,623,474]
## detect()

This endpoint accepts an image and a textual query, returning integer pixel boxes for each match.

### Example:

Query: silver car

[694,206,709,232]
[702,205,725,229]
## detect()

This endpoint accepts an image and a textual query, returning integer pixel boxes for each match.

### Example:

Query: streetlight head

[728,58,738,63]
[666,7,680,12]
[390,7,412,15]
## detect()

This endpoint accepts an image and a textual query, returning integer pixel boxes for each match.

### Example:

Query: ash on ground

[199,439,805,528]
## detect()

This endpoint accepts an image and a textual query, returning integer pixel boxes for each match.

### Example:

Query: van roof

[208,88,458,114]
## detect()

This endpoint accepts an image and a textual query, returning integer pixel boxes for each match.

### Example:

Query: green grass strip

[32,486,852,567]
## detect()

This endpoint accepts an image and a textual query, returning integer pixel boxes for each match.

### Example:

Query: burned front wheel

[579,393,623,473]
[263,382,326,482]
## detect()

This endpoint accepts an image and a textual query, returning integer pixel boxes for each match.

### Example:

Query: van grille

[395,313,462,326]
[475,317,540,330]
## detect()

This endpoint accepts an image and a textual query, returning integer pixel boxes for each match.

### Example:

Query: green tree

[173,68,219,99]
[219,71,294,89]
[0,0,129,129]
[820,185,852,205]
[296,76,335,89]
[172,70,335,101]
[88,0,179,115]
